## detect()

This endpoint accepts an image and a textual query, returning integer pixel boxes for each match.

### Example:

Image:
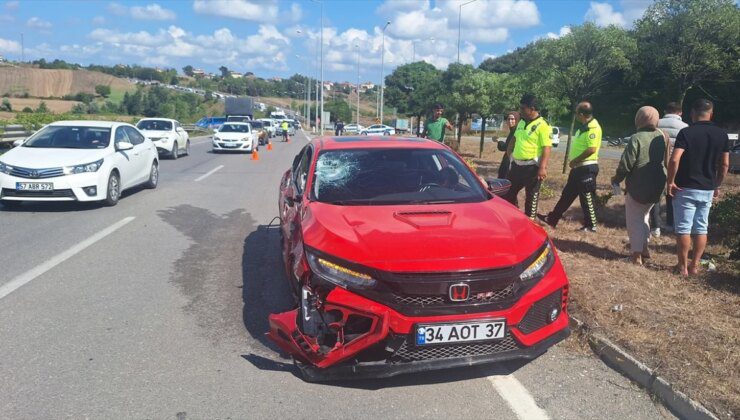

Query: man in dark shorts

[666,98,730,276]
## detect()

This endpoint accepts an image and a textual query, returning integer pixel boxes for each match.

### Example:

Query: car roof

[138,118,176,122]
[312,136,446,151]
[221,122,250,125]
[48,120,122,128]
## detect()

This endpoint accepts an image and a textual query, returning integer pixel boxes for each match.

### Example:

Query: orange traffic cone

[267,142,273,151]
[252,149,259,161]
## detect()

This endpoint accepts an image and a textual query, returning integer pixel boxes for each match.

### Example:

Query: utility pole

[355,44,360,125]
[20,32,24,62]
[457,0,477,63]
[379,21,390,125]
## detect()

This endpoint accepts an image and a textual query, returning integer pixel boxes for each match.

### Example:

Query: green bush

[1,98,11,112]
[71,103,86,114]
[35,102,49,113]
[22,107,33,113]
[709,192,740,259]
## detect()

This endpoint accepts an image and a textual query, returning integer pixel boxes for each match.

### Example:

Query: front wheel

[171,142,179,159]
[144,161,159,189]
[104,172,120,206]
[184,140,191,156]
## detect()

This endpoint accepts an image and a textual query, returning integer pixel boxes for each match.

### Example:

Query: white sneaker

[651,228,661,238]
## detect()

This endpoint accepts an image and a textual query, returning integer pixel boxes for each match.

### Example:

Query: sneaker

[651,228,661,238]
[536,213,557,228]
[578,226,597,233]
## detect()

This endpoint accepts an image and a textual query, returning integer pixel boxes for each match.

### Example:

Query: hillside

[0,66,134,98]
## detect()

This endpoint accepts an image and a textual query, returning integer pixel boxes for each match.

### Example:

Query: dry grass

[6,98,82,113]
[0,67,134,98]
[459,138,740,419]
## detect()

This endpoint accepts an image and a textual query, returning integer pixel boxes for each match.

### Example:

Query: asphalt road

[0,131,671,419]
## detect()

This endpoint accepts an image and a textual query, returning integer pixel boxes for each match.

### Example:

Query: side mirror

[116,141,134,151]
[12,139,23,147]
[285,186,302,207]
[487,178,511,197]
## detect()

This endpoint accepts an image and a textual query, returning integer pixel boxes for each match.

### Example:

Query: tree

[35,101,49,113]
[441,63,479,150]
[182,65,194,77]
[219,66,230,78]
[384,61,443,135]
[324,99,352,122]
[524,23,636,172]
[635,0,740,103]
[95,84,111,98]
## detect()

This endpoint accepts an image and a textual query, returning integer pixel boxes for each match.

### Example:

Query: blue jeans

[672,189,714,235]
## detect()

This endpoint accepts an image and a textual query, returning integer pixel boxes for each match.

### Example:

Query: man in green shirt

[539,102,601,231]
[422,103,453,143]
[502,94,552,220]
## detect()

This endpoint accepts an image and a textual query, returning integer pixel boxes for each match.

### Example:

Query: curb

[569,316,718,420]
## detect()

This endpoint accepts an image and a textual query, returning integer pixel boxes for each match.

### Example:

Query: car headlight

[519,241,555,282]
[0,161,12,175]
[242,137,251,142]
[63,159,104,175]
[214,136,221,141]
[306,252,376,289]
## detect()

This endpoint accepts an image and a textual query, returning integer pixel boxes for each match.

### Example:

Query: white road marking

[0,217,135,301]
[194,165,224,182]
[489,374,550,420]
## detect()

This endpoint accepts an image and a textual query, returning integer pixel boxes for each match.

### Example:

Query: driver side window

[294,146,313,194]
[124,126,145,145]
[114,127,130,144]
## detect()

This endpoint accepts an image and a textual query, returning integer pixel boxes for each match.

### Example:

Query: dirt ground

[458,138,739,419]
[4,98,82,113]
[0,67,133,97]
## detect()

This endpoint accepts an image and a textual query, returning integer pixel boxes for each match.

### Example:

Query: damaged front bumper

[267,266,570,381]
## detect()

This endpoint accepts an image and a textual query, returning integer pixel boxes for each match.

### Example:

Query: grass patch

[459,138,740,419]
[107,89,126,106]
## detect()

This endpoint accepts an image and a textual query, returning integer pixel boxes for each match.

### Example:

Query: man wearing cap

[538,101,601,232]
[422,103,454,144]
[502,94,552,220]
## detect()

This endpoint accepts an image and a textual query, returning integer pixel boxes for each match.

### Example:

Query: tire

[184,140,191,156]
[171,142,179,159]
[104,171,121,206]
[144,161,158,189]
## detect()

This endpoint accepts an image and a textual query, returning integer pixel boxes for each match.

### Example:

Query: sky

[0,0,653,83]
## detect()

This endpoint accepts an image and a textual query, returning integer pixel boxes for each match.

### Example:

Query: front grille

[1,188,75,198]
[393,284,514,306]
[391,332,521,362]
[218,142,243,148]
[8,166,64,179]
[517,289,562,334]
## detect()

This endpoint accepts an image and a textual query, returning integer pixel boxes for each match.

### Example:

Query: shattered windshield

[312,148,488,205]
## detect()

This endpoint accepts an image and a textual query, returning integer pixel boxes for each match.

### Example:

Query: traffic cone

[252,149,259,161]
[267,142,273,151]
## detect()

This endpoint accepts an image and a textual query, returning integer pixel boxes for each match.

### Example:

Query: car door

[282,145,313,273]
[123,126,150,184]
[113,126,136,189]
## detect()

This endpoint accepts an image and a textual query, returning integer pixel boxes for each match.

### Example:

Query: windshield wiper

[407,199,457,204]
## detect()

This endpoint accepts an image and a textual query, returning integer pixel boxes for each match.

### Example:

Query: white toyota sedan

[136,118,190,159]
[212,122,258,153]
[360,124,396,136]
[0,121,159,208]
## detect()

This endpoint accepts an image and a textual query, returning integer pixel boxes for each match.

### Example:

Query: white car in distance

[212,122,258,153]
[136,118,190,159]
[343,123,365,134]
[361,124,396,136]
[258,118,276,138]
[0,121,159,208]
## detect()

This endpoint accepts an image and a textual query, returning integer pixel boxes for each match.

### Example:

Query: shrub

[95,85,111,98]
[71,103,86,114]
[35,101,49,113]
[22,107,33,113]
[709,192,740,259]
[1,98,11,112]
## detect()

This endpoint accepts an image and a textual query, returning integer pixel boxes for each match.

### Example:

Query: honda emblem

[449,283,470,302]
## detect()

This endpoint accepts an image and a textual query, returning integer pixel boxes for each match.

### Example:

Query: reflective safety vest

[511,116,552,161]
[569,118,602,162]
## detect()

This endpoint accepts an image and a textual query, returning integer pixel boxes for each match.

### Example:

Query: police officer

[502,94,552,220]
[539,101,601,232]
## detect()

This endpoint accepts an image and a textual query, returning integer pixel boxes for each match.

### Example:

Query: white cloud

[546,26,571,39]
[0,37,21,53]
[4,0,19,11]
[482,53,496,61]
[107,2,128,16]
[192,0,300,24]
[92,16,106,26]
[376,0,430,15]
[130,3,176,20]
[26,17,52,29]
[585,2,627,27]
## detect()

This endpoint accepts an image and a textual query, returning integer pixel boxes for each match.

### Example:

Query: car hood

[1,147,109,168]
[215,132,251,140]
[301,199,547,272]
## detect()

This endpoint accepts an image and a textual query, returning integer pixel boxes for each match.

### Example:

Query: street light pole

[379,20,390,125]
[355,44,360,126]
[457,0,477,63]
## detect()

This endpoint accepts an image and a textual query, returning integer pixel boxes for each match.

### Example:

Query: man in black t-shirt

[666,98,730,276]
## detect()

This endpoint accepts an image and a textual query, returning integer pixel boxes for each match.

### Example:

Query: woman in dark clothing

[497,111,520,179]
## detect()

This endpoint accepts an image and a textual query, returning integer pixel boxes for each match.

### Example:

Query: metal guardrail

[0,125,33,146]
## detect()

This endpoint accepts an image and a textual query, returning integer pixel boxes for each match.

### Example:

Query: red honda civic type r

[269,136,570,381]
